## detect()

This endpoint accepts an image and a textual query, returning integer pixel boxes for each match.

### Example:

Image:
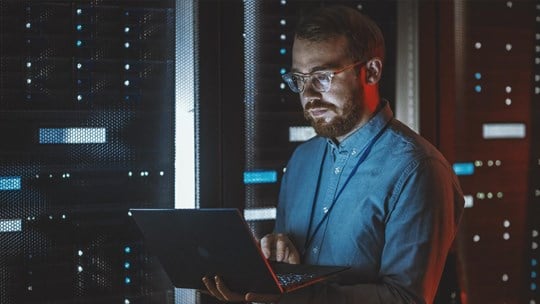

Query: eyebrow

[291,63,341,74]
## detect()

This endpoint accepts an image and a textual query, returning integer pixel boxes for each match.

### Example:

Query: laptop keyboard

[276,273,316,287]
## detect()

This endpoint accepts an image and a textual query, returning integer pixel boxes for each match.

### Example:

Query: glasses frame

[281,61,366,94]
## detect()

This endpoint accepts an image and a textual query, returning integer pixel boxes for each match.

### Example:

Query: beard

[304,99,361,139]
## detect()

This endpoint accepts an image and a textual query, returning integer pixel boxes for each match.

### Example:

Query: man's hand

[260,233,300,264]
[202,275,281,303]
[201,233,299,302]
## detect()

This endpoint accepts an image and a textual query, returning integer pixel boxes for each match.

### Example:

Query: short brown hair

[295,5,385,63]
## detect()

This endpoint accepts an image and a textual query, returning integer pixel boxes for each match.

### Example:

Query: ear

[365,58,383,84]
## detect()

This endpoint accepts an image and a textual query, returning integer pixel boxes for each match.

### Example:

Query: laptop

[130,208,349,294]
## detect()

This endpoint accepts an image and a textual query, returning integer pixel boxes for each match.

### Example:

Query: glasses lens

[282,73,301,93]
[312,72,331,92]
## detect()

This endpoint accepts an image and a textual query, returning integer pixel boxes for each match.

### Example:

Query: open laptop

[130,208,349,294]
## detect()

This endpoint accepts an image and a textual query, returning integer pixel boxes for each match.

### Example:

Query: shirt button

[351,149,358,156]
[334,167,341,174]
[322,206,329,214]
[312,247,319,254]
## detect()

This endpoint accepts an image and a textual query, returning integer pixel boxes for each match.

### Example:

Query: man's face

[291,35,365,139]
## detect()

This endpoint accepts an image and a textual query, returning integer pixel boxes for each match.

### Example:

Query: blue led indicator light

[244,170,278,184]
[124,262,130,269]
[0,177,21,191]
[279,48,286,55]
[474,72,481,80]
[124,246,131,254]
[532,271,537,279]
[76,24,82,31]
[280,68,286,75]
[76,40,82,47]
[532,259,538,267]
[532,282,537,291]
[452,162,475,176]
[125,277,131,284]
[474,85,482,93]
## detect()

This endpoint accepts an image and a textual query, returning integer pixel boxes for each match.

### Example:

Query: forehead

[291,35,350,72]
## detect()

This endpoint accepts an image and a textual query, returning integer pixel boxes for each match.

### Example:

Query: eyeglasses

[281,61,365,94]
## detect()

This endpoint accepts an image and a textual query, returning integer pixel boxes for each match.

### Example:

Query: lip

[308,107,330,118]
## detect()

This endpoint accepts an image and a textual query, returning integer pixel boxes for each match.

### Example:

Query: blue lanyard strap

[302,121,390,257]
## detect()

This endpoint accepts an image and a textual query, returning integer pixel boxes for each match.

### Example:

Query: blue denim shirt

[275,101,464,304]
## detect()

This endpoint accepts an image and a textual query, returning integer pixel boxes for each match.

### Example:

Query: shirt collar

[326,100,393,154]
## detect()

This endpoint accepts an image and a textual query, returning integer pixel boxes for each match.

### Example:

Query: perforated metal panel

[0,1,175,303]
[444,1,539,302]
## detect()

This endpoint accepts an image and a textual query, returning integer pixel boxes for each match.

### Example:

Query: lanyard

[302,122,389,257]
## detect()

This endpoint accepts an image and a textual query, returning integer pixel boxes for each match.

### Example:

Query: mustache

[304,100,337,111]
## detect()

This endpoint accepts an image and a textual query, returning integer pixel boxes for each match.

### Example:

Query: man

[203,5,464,303]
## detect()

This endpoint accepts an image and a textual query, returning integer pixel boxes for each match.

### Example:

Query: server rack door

[0,1,176,303]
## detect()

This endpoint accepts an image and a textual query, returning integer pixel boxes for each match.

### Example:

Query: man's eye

[292,75,303,84]
[313,73,329,82]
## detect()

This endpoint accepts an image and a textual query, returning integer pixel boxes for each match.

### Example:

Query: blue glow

[76,24,82,31]
[124,262,130,269]
[280,68,286,75]
[0,219,22,232]
[533,259,538,267]
[474,72,481,80]
[76,40,82,47]
[532,282,537,291]
[279,48,286,55]
[532,271,537,279]
[39,128,106,144]
[474,85,482,93]
[125,277,131,284]
[0,177,21,191]
[452,162,475,176]
[124,246,131,254]
[244,170,278,184]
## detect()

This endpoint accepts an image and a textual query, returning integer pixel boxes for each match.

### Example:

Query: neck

[335,122,363,143]
[335,94,381,143]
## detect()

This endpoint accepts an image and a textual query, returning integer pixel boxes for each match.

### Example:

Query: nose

[300,81,321,108]
[300,90,321,109]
